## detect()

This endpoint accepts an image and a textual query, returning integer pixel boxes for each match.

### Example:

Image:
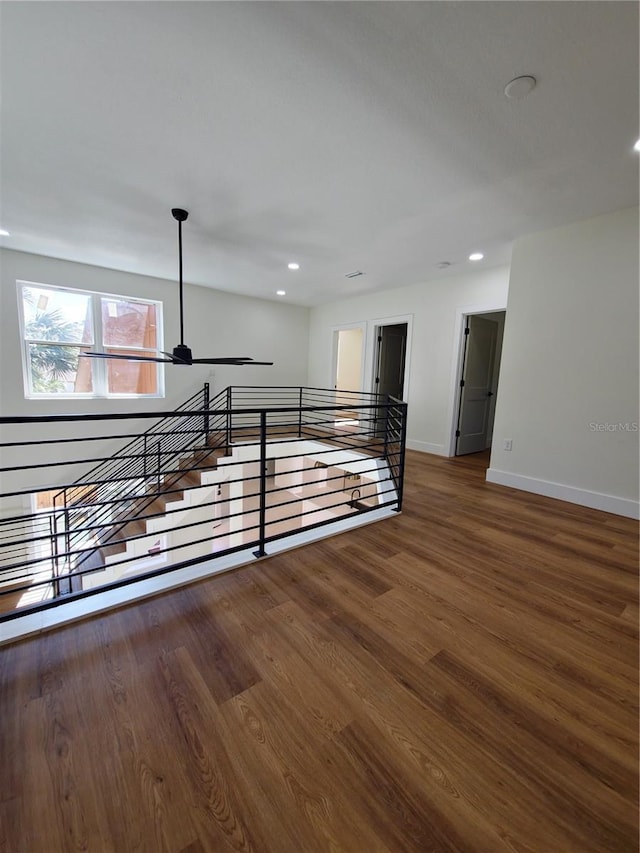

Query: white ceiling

[1,2,638,306]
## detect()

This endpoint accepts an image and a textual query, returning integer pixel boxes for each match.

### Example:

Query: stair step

[206,432,227,447]
[122,519,146,537]
[162,470,200,494]
[189,449,224,466]
[137,495,168,516]
[102,541,125,558]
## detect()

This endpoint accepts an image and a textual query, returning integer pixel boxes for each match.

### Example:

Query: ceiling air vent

[344,270,364,278]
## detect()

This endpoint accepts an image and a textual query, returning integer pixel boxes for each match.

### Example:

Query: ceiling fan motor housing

[172,344,193,364]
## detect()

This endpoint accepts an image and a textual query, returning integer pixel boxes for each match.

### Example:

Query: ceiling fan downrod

[80,206,273,367]
[171,207,192,364]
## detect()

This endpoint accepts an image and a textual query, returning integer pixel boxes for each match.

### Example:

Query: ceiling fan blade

[191,357,274,365]
[160,350,190,364]
[190,357,254,363]
[81,351,172,363]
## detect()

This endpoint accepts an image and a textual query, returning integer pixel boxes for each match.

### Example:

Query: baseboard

[406,440,447,456]
[486,468,640,519]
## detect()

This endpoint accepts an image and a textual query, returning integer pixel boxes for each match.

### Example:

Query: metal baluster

[51,511,60,598]
[226,386,232,453]
[253,410,267,558]
[298,387,303,437]
[63,489,71,593]
[204,382,210,443]
[143,434,148,480]
[383,395,390,460]
[395,402,408,512]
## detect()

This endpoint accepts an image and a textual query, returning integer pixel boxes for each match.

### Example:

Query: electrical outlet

[503,439,513,451]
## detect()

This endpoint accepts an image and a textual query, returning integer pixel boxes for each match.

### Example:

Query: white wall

[488,207,639,518]
[0,248,309,496]
[308,266,510,454]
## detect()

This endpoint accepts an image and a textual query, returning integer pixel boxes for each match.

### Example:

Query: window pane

[23,286,93,344]
[101,299,157,349]
[27,344,93,394]
[105,349,158,395]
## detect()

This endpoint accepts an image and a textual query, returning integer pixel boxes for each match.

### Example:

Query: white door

[456,316,498,455]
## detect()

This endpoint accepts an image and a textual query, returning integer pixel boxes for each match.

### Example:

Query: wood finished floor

[1,450,638,852]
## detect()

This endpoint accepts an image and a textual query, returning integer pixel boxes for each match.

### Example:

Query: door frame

[369,314,413,402]
[446,302,506,457]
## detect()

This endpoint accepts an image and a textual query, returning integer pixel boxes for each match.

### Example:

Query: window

[19,282,163,398]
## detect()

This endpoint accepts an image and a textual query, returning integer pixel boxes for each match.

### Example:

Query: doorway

[332,326,365,423]
[334,327,364,394]
[454,311,505,456]
[373,323,408,400]
[372,322,408,440]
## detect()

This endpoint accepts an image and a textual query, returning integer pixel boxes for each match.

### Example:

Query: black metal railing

[0,386,407,622]
[51,382,224,580]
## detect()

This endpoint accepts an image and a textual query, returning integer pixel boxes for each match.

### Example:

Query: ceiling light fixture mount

[287,262,300,270]
[504,75,537,100]
[469,252,484,261]
[82,208,273,367]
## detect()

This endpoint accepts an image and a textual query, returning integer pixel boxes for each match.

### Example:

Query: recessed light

[634,139,640,152]
[504,75,536,100]
[0,229,10,237]
[468,252,484,261]
[276,290,286,296]
[287,262,300,270]
[436,261,451,269]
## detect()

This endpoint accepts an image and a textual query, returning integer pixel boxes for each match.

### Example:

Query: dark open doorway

[455,311,505,457]
[374,323,407,399]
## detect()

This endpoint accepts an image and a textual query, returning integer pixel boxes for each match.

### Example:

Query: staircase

[98,433,227,563]
[55,383,225,591]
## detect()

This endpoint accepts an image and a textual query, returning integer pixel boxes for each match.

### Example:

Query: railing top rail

[0,427,210,451]
[1,402,399,428]
[0,507,60,528]
[230,385,380,396]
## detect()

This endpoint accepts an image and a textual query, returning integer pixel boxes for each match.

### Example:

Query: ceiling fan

[82,208,273,366]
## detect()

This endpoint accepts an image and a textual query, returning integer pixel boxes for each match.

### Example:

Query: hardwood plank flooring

[0,450,638,852]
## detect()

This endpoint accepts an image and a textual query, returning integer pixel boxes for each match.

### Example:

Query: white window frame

[17,280,165,400]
